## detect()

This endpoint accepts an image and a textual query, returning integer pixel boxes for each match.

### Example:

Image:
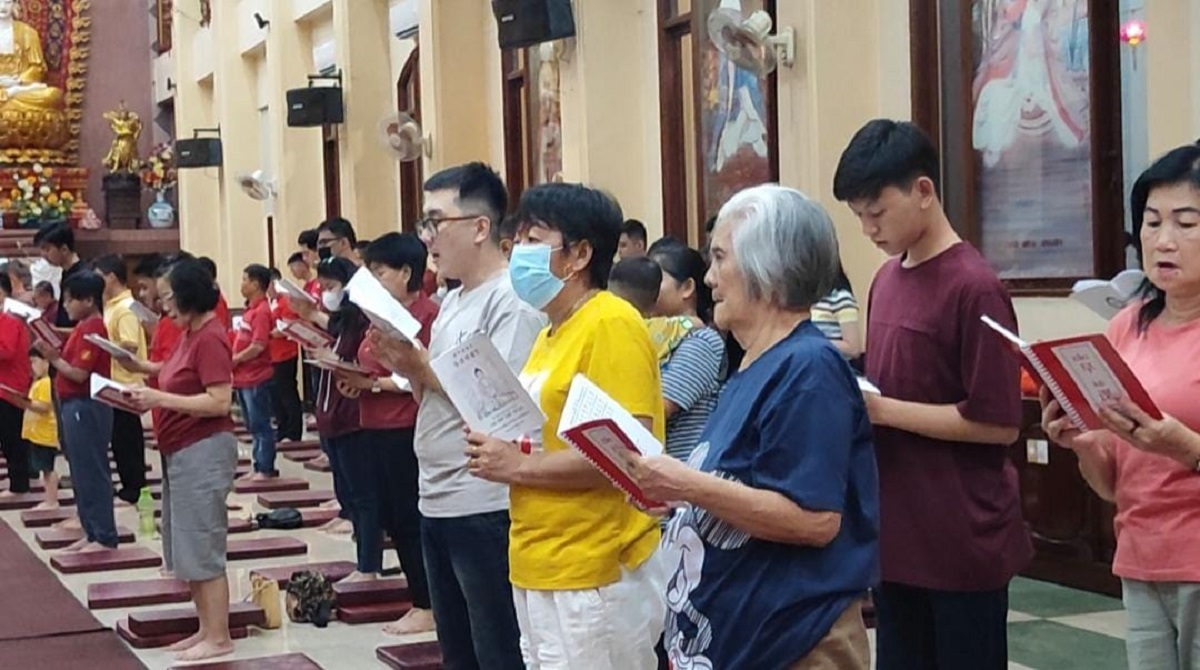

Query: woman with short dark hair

[127,257,239,662]
[465,183,667,668]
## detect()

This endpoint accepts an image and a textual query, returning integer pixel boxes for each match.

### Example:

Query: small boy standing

[23,349,60,509]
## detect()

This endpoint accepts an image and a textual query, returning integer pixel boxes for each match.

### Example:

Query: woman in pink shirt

[1041,144,1200,670]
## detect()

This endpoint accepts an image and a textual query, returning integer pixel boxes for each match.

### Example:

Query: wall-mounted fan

[707,2,795,77]
[236,170,275,201]
[379,112,428,162]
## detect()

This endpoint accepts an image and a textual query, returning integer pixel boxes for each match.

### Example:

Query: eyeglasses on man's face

[416,214,484,239]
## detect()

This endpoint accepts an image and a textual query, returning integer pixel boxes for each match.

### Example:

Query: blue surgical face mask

[509,243,564,310]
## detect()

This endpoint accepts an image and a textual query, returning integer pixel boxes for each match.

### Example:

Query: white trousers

[513,551,666,670]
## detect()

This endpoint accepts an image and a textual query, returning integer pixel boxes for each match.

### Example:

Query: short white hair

[716,184,839,309]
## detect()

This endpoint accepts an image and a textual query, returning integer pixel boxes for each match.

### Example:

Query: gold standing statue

[0,0,68,152]
[102,102,142,173]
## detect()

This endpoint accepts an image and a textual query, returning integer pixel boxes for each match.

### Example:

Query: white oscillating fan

[237,170,275,201]
[379,112,427,162]
[707,1,795,77]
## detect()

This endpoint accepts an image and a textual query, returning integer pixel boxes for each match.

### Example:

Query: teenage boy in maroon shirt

[233,264,277,479]
[834,119,1031,670]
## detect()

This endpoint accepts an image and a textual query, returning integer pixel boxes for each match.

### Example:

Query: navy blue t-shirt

[664,321,879,669]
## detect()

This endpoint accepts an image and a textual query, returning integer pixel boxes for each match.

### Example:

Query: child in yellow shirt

[22,349,60,510]
[610,257,700,364]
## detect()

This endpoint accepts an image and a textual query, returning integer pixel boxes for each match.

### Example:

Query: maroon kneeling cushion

[166,652,324,669]
[87,578,190,609]
[117,619,248,649]
[20,507,75,528]
[36,526,134,550]
[337,600,413,625]
[234,477,309,495]
[334,577,411,607]
[0,491,74,510]
[128,601,265,637]
[257,490,335,509]
[375,641,443,670]
[249,561,355,588]
[50,547,162,574]
[227,537,307,561]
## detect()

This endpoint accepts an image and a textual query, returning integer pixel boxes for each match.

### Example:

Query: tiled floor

[2,439,1131,670]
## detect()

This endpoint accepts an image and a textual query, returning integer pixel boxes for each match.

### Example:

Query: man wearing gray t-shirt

[374,163,543,670]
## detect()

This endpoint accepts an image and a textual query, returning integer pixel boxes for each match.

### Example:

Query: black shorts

[29,443,58,473]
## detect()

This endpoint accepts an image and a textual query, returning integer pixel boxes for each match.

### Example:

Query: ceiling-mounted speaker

[492,0,575,50]
[286,87,344,127]
[176,138,223,168]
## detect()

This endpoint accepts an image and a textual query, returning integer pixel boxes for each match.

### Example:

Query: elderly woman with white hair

[631,184,879,670]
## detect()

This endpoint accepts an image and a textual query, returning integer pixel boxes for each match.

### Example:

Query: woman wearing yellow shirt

[466,183,666,670]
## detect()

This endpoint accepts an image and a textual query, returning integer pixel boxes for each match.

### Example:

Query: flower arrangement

[140,142,178,194]
[1,164,74,227]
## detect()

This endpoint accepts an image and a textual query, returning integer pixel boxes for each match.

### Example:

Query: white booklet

[557,374,665,510]
[428,332,544,441]
[2,297,41,321]
[90,374,143,414]
[856,376,881,395]
[129,300,160,326]
[345,267,423,343]
[83,333,135,361]
[274,278,317,305]
[1070,269,1145,321]
[276,319,333,349]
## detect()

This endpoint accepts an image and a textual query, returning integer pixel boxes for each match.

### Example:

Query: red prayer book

[981,316,1161,432]
[29,318,64,350]
[556,374,666,511]
[89,375,144,415]
[277,319,334,349]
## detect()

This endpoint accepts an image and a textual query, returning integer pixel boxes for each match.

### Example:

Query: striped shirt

[662,327,726,461]
[811,289,860,342]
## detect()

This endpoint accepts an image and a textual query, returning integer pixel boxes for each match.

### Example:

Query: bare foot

[319,499,341,510]
[0,490,16,498]
[32,500,60,510]
[248,472,275,482]
[60,538,90,553]
[78,542,111,553]
[159,567,175,578]
[174,637,233,662]
[382,608,436,636]
[166,630,205,652]
[339,571,378,583]
[310,455,329,468]
[321,519,353,536]
[53,516,81,530]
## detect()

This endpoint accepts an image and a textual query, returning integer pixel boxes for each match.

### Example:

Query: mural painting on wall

[530,42,563,185]
[698,0,773,221]
[971,0,1092,279]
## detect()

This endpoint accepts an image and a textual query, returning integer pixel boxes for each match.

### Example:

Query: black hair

[0,273,11,296]
[243,264,271,293]
[198,256,218,281]
[93,254,128,286]
[317,218,358,246]
[704,215,718,234]
[29,346,45,361]
[32,221,74,251]
[514,183,623,289]
[269,267,282,281]
[363,232,428,293]
[316,257,367,337]
[1129,144,1200,334]
[33,280,54,296]
[61,271,104,307]
[609,257,662,315]
[833,119,942,203]
[152,253,195,280]
[647,236,686,255]
[287,252,306,266]
[133,253,165,279]
[168,258,220,315]
[650,243,714,323]
[424,162,508,241]
[298,229,319,251]
[621,219,648,243]
[834,266,853,293]
[498,214,520,241]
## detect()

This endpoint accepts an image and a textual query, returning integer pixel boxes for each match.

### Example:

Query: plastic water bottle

[137,486,156,538]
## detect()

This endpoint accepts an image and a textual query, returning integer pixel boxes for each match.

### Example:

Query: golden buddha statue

[0,0,68,154]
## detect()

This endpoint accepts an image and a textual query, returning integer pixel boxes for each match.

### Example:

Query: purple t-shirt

[866,243,1032,591]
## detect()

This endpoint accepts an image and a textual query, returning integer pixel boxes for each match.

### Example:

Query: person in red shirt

[292,244,321,412]
[127,257,239,663]
[196,257,233,331]
[333,233,438,634]
[267,268,303,442]
[233,265,278,479]
[0,273,33,496]
[37,271,118,552]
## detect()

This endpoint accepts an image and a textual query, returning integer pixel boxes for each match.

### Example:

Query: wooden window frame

[909,0,1125,296]
[322,124,341,220]
[501,49,535,211]
[155,0,173,54]
[397,47,423,230]
[657,0,780,244]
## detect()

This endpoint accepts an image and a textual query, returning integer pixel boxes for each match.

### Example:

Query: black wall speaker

[286,87,345,127]
[492,0,575,50]
[176,138,223,168]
